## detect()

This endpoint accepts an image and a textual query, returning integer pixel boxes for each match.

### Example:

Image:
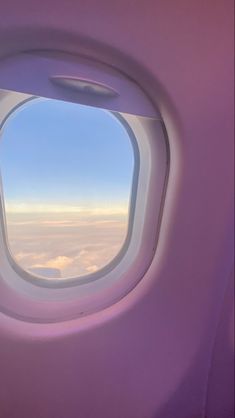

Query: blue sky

[0,98,134,212]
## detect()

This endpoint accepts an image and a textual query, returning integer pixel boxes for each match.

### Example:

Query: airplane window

[0,98,136,280]
[0,56,168,318]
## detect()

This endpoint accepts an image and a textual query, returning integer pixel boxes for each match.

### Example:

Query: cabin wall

[206,268,234,418]
[0,1,234,417]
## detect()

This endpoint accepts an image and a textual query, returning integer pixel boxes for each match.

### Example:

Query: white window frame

[0,52,169,322]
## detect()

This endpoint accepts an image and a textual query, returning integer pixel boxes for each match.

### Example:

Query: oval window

[0,98,136,280]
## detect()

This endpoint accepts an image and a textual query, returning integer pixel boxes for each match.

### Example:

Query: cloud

[5,203,128,216]
[6,211,128,279]
[32,255,74,270]
[15,251,47,261]
[85,265,98,273]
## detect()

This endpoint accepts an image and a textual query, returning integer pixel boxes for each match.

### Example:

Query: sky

[0,97,134,279]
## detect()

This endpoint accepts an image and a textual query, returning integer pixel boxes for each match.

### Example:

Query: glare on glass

[0,98,135,280]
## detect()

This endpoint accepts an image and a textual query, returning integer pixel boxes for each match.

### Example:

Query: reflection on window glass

[0,99,135,279]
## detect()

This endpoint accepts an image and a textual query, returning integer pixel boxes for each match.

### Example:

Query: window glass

[0,98,135,279]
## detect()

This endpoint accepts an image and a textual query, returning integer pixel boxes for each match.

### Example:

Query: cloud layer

[6,211,128,279]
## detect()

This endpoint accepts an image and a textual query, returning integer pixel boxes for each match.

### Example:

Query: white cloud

[5,203,128,216]
[85,265,98,273]
[32,255,74,270]
[6,211,127,278]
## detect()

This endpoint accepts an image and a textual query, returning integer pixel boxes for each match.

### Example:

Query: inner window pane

[0,98,135,280]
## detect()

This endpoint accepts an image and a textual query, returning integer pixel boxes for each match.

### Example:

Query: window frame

[0,52,169,322]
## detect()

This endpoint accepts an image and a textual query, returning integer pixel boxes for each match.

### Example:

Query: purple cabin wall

[206,268,234,418]
[0,1,234,417]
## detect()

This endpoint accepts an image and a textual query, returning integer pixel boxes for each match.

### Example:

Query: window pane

[0,99,135,280]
